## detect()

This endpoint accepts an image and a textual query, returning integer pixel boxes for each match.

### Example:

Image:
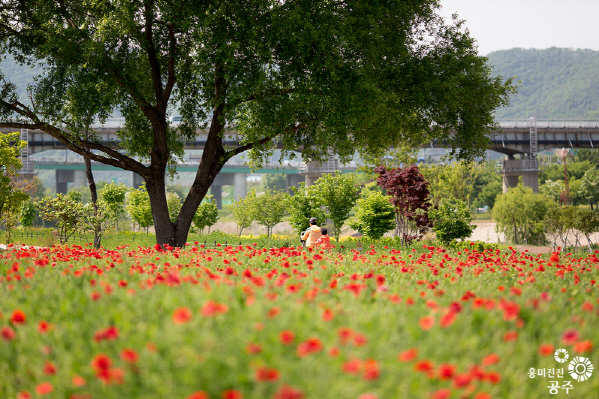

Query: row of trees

[232,173,360,241]
[15,182,219,248]
[231,166,476,246]
[493,184,599,251]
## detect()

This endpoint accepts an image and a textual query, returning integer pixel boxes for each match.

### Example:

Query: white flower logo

[554,348,569,363]
[568,356,594,382]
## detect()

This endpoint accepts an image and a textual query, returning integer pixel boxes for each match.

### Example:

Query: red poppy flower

[222,390,242,399]
[35,382,53,395]
[10,309,26,325]
[484,371,501,384]
[538,344,554,356]
[322,308,334,321]
[503,331,518,342]
[187,392,209,399]
[255,367,280,382]
[561,329,580,345]
[93,326,119,342]
[358,395,378,399]
[338,327,353,345]
[342,359,362,374]
[398,348,418,362]
[91,353,113,374]
[245,343,262,354]
[173,307,193,324]
[297,337,323,357]
[17,391,31,399]
[419,316,435,330]
[582,301,594,312]
[453,373,472,388]
[201,301,228,317]
[38,320,51,334]
[273,385,304,399]
[1,326,16,341]
[72,375,87,387]
[352,333,368,347]
[43,361,57,375]
[440,311,457,328]
[574,340,593,353]
[431,388,451,399]
[267,307,280,318]
[474,393,492,399]
[120,348,139,363]
[438,363,456,380]
[414,360,434,373]
[499,301,520,321]
[481,354,500,366]
[280,330,295,345]
[328,346,340,357]
[363,359,380,380]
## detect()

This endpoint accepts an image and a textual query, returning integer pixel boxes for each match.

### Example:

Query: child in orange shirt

[314,228,333,249]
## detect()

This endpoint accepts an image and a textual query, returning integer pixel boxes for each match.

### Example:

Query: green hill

[3,47,599,120]
[0,54,44,99]
[487,47,599,120]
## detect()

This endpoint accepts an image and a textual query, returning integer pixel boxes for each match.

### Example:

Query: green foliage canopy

[312,172,359,242]
[287,183,327,238]
[0,0,516,247]
[429,199,475,244]
[127,185,153,233]
[192,195,219,235]
[493,185,556,245]
[349,191,396,240]
[252,189,289,238]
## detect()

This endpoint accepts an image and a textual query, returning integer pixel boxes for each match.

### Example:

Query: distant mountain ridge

[3,48,599,120]
[487,48,599,120]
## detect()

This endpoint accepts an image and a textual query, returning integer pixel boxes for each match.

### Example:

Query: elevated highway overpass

[4,118,598,200]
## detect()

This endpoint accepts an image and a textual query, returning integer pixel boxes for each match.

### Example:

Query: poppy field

[0,243,598,399]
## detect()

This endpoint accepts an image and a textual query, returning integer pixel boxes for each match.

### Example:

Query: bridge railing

[497,119,599,129]
[494,159,543,174]
[85,118,599,130]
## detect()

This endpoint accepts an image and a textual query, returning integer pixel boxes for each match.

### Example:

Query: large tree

[0,1,515,247]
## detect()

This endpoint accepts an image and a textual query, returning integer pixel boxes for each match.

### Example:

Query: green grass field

[0,242,597,398]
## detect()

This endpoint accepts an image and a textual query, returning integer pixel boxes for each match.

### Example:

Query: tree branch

[223,124,306,162]
[0,118,149,177]
[0,98,40,123]
[245,88,296,102]
[143,0,164,108]
[161,23,177,109]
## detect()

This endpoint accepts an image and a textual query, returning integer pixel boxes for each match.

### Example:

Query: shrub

[493,185,556,245]
[349,191,396,240]
[429,199,474,244]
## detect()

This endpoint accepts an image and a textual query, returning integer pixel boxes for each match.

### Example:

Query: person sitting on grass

[314,227,333,249]
[301,217,322,249]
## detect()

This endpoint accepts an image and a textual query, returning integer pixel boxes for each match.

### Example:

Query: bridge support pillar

[502,175,518,193]
[287,174,304,193]
[56,170,72,194]
[74,170,87,188]
[305,173,321,187]
[233,173,247,201]
[131,172,144,189]
[211,185,223,209]
[522,170,539,193]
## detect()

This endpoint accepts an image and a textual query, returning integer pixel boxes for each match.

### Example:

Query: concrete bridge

[431,118,599,193]
[4,117,599,200]
[26,150,355,208]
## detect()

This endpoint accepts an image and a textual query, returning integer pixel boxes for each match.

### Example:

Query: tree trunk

[84,153,101,249]
[147,97,227,248]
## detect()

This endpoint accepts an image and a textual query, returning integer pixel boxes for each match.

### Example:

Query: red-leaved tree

[375,165,433,245]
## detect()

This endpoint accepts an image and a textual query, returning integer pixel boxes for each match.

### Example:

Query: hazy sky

[439,0,599,55]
